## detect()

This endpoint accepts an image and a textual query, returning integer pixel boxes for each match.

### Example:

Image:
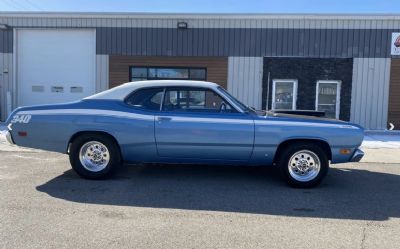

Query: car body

[5,80,364,187]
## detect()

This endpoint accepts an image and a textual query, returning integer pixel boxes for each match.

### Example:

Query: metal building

[0,12,400,130]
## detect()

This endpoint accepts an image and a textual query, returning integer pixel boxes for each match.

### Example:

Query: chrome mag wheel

[79,141,110,172]
[288,150,321,182]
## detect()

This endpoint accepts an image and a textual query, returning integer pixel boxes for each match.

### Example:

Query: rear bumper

[5,131,15,145]
[350,148,364,162]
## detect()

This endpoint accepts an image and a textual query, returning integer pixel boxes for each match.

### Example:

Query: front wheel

[278,143,329,188]
[69,134,121,179]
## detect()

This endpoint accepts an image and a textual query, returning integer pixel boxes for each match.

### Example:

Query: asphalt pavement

[1,146,400,249]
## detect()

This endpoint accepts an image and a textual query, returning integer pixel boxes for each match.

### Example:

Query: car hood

[272,112,345,122]
[254,111,363,129]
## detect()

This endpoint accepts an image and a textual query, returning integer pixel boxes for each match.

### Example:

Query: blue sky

[0,0,399,13]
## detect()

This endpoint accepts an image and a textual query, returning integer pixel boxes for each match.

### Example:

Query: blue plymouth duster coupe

[5,80,364,187]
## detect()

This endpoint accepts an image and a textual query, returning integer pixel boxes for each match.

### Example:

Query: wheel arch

[67,131,122,159]
[274,138,332,163]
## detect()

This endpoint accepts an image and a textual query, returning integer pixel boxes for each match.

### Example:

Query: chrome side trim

[350,149,364,162]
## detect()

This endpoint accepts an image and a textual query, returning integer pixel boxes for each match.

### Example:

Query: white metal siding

[0,53,13,121]
[350,58,391,130]
[228,57,263,109]
[96,55,109,92]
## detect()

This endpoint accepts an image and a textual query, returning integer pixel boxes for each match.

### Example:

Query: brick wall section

[109,56,228,89]
[262,57,353,121]
[388,59,400,129]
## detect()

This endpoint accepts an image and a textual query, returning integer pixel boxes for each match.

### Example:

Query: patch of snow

[0,133,7,145]
[361,134,400,149]
[0,125,6,132]
[0,123,7,143]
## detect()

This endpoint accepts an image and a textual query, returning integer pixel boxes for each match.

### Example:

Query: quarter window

[126,88,164,111]
[130,67,207,81]
[163,88,236,113]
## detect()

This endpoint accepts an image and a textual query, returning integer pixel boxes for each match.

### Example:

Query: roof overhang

[0,11,399,20]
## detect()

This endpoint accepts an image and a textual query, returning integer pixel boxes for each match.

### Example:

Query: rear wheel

[278,142,329,188]
[69,133,121,179]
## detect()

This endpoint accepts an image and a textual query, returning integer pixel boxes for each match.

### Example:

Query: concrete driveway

[1,146,400,249]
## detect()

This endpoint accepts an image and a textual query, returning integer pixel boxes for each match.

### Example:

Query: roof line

[0,11,400,20]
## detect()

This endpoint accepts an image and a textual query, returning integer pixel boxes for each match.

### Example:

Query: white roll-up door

[16,29,96,107]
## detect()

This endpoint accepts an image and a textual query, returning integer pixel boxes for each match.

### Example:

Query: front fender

[251,118,364,165]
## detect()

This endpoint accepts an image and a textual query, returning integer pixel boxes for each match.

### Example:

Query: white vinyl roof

[86,80,219,100]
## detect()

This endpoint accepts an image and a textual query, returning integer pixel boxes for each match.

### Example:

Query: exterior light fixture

[177,22,188,29]
[0,24,9,30]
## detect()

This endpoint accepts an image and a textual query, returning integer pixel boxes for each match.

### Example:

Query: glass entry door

[316,81,341,119]
[272,80,297,110]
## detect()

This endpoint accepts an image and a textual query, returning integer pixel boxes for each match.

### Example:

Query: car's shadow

[36,164,400,221]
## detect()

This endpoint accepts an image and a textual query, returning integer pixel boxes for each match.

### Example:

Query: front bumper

[350,148,364,162]
[5,131,15,145]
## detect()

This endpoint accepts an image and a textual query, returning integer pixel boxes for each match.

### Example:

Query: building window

[315,80,341,119]
[272,79,298,110]
[130,67,207,81]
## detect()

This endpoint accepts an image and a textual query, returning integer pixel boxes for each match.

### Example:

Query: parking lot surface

[1,148,400,249]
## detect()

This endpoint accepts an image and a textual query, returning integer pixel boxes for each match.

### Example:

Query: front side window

[125,88,164,111]
[162,88,236,113]
[217,86,249,112]
[130,67,207,81]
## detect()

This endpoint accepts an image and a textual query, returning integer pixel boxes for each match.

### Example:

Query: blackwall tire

[69,133,121,179]
[278,142,329,188]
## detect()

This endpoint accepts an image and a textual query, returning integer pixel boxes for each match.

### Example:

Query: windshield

[217,86,256,114]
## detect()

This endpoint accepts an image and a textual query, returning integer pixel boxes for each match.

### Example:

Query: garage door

[16,29,96,107]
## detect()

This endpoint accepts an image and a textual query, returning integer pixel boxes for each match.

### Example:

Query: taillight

[18,131,27,137]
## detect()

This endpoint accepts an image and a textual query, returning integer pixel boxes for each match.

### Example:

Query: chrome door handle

[157,117,172,122]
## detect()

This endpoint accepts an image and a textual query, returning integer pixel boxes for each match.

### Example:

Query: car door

[155,87,254,161]
[121,87,165,162]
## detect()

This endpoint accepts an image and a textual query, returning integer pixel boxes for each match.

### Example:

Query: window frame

[124,86,242,114]
[129,66,207,81]
[272,79,298,110]
[315,80,341,119]
[161,86,240,114]
[124,87,166,112]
